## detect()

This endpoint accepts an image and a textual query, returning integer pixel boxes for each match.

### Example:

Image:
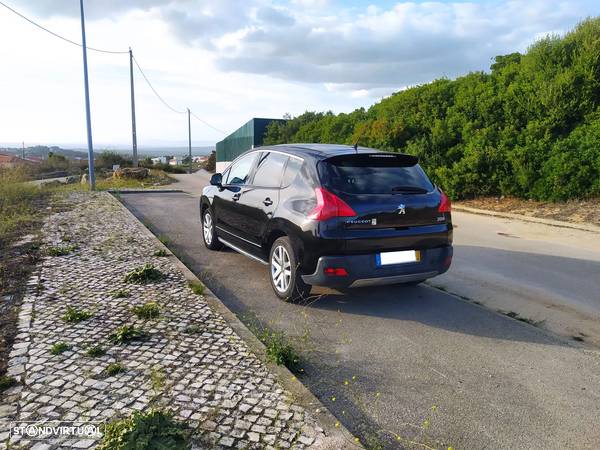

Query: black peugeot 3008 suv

[200,144,453,301]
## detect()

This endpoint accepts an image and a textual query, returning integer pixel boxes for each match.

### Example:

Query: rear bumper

[301,245,452,288]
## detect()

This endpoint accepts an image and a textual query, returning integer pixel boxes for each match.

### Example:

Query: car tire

[202,207,222,250]
[269,237,311,302]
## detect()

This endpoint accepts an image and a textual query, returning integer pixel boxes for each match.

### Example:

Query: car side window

[281,157,303,187]
[252,152,289,188]
[224,154,256,185]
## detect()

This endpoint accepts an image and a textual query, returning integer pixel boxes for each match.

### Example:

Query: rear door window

[281,157,303,187]
[224,153,257,185]
[318,153,434,195]
[251,152,289,188]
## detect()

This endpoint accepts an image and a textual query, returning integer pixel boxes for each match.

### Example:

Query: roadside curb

[109,188,184,194]
[453,205,600,234]
[110,192,360,449]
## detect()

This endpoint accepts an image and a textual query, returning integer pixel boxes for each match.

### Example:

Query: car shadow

[298,281,573,347]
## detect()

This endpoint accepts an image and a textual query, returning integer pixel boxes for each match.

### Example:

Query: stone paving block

[0,192,327,449]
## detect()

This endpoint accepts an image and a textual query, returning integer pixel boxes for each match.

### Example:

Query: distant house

[151,156,169,165]
[169,157,183,166]
[193,156,208,163]
[0,153,39,168]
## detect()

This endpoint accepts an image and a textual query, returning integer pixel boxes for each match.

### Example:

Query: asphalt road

[120,174,600,449]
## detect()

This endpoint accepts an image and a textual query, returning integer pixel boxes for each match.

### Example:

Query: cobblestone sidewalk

[0,192,337,449]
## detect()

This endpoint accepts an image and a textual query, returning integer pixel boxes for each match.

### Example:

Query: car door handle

[263,198,273,206]
[232,193,241,201]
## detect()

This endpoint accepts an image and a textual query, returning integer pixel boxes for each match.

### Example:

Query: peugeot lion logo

[398,204,406,215]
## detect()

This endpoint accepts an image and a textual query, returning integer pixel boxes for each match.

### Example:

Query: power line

[133,54,227,134]
[190,111,227,135]
[131,55,187,115]
[1,0,227,135]
[0,0,128,54]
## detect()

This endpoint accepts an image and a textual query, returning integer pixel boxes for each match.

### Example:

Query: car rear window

[318,153,434,195]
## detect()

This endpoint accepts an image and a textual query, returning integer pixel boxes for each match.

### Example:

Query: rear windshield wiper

[391,185,428,194]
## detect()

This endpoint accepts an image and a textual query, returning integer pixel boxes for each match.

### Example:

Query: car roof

[256,143,388,161]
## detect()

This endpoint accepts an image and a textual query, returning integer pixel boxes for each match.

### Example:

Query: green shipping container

[216,118,285,164]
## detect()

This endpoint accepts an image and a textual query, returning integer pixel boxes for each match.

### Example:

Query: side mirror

[210,173,222,186]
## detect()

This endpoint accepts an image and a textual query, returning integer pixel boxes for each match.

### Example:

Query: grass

[85,345,107,358]
[62,306,93,323]
[105,362,126,377]
[188,281,205,296]
[253,327,300,372]
[46,244,78,256]
[109,325,146,345]
[50,342,72,355]
[99,410,190,450]
[151,366,166,393]
[0,167,46,242]
[124,264,164,284]
[95,169,174,191]
[153,249,168,257]
[112,289,130,299]
[0,375,18,392]
[132,302,160,320]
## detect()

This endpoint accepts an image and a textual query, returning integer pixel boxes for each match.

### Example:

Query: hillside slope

[265,18,600,201]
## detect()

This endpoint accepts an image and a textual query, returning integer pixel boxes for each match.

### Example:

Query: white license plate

[377,250,420,266]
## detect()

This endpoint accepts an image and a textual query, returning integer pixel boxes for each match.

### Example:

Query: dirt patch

[456,197,600,226]
[0,236,41,376]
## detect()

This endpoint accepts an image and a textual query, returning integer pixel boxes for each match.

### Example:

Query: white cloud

[1,0,599,145]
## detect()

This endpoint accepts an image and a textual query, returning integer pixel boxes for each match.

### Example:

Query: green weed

[188,281,205,296]
[62,306,93,323]
[46,244,78,256]
[99,410,190,450]
[85,345,106,358]
[132,302,160,320]
[124,264,164,284]
[0,375,18,392]
[109,325,147,345]
[50,342,72,355]
[112,289,130,298]
[105,362,126,377]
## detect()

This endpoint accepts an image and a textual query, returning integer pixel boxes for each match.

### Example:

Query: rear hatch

[317,152,450,252]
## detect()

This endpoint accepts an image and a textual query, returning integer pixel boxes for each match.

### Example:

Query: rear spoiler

[324,153,419,167]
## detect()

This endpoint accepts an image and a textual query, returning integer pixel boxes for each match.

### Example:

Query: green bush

[99,410,190,450]
[263,18,600,202]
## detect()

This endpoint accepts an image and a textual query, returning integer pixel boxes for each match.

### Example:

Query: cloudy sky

[1,0,598,148]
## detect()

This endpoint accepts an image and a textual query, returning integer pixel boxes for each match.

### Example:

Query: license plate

[376,250,420,266]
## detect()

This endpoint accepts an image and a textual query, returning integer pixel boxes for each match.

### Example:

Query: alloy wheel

[271,245,292,293]
[203,212,213,245]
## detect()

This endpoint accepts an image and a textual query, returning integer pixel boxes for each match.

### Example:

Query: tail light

[308,188,356,221]
[438,190,451,213]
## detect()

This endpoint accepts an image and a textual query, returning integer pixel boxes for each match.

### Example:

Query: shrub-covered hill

[264,18,600,202]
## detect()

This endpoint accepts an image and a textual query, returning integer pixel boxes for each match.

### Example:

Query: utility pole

[79,0,95,190]
[129,48,138,167]
[187,108,192,174]
[21,141,25,159]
